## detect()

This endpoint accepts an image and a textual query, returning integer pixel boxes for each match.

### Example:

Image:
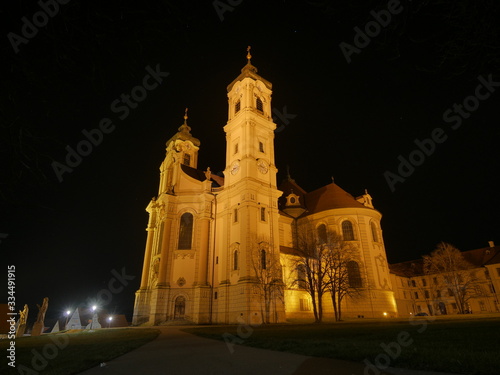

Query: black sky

[2,0,499,322]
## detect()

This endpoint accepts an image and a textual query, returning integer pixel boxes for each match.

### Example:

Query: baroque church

[132,50,397,325]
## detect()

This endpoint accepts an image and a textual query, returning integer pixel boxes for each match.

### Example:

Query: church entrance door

[174,296,186,319]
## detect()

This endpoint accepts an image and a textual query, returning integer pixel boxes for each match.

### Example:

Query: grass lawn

[184,315,500,375]
[1,328,160,375]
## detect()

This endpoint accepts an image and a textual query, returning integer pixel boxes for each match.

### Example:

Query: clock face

[230,161,240,175]
[257,159,268,174]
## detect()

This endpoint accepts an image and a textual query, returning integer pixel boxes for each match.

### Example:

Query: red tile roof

[302,182,367,215]
[390,246,500,276]
[278,178,369,217]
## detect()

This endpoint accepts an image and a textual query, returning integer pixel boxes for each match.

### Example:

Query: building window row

[314,220,381,243]
[234,97,264,114]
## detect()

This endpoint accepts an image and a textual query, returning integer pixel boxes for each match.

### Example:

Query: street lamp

[107,316,113,328]
[65,310,71,330]
[89,305,97,330]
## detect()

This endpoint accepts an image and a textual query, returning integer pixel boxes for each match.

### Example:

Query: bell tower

[224,47,277,188]
[158,109,200,195]
[214,47,285,324]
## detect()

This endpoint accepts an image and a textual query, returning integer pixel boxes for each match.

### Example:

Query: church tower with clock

[212,48,285,324]
[132,48,397,326]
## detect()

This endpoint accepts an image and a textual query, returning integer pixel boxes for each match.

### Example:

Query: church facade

[132,52,397,325]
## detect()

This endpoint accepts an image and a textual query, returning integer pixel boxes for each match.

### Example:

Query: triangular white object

[66,309,83,330]
[51,320,60,333]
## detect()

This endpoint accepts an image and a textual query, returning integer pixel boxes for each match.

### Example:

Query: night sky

[2,0,499,323]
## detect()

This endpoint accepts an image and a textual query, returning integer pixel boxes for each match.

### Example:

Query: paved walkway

[79,326,459,375]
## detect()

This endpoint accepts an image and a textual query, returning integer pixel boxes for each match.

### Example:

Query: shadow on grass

[1,328,160,375]
[183,316,500,375]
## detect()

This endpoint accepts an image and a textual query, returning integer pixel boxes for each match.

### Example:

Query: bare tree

[323,231,364,321]
[423,242,480,314]
[250,238,284,324]
[291,227,329,323]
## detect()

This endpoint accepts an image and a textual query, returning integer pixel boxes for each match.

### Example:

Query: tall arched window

[342,220,354,241]
[317,224,327,244]
[178,213,193,249]
[233,250,238,271]
[261,249,267,270]
[371,222,379,242]
[297,264,306,289]
[347,261,362,288]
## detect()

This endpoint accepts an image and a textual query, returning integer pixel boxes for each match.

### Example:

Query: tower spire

[166,107,200,148]
[178,107,191,133]
[246,45,252,64]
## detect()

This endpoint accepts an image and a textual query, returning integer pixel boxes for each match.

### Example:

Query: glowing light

[383,312,388,316]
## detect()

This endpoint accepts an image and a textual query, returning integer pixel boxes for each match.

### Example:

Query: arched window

[178,213,193,249]
[233,250,238,271]
[259,141,264,153]
[256,97,263,112]
[347,261,362,288]
[342,220,355,241]
[297,264,306,289]
[183,154,191,166]
[371,222,378,242]
[317,224,327,244]
[261,249,267,270]
[235,100,241,113]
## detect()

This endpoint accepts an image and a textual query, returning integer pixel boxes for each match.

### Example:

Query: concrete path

[78,326,459,375]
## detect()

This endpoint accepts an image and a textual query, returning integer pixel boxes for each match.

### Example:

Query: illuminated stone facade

[390,245,500,316]
[132,54,398,325]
